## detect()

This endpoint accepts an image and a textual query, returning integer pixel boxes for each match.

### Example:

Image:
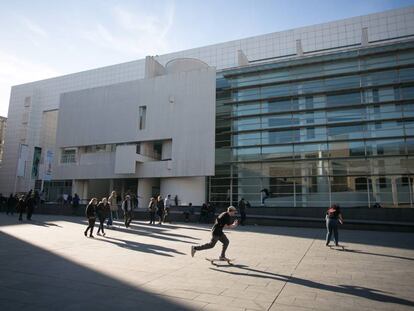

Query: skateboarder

[191,206,238,260]
[325,204,344,246]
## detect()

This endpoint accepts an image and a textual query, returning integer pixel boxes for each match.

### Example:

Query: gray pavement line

[267,238,316,311]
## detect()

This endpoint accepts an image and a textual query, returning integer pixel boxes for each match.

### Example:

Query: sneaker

[219,256,229,261]
[191,246,196,258]
[102,233,106,236]
[89,235,94,238]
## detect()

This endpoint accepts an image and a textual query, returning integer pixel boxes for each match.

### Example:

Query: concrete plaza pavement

[0,213,413,311]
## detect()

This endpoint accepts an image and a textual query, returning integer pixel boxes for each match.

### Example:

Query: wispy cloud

[81,3,175,58]
[18,15,49,39]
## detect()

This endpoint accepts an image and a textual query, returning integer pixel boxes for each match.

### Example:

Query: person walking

[325,204,344,246]
[84,198,97,238]
[16,196,26,221]
[163,194,172,224]
[107,191,118,227]
[191,206,238,260]
[238,198,247,226]
[122,195,135,228]
[96,198,110,236]
[156,195,164,225]
[148,197,157,224]
[26,192,36,220]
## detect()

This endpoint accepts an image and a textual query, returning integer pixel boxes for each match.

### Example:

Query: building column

[391,176,398,207]
[82,180,89,203]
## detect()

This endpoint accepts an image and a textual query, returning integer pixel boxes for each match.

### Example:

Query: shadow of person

[31,220,63,228]
[98,236,186,257]
[210,265,414,307]
[332,247,414,262]
[104,224,198,244]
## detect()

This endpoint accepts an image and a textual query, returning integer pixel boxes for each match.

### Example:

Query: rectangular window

[61,149,76,164]
[139,106,146,130]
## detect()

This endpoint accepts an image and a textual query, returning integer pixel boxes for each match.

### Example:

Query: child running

[191,206,238,260]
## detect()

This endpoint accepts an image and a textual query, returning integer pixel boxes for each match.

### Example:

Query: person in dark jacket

[84,198,97,238]
[121,195,135,228]
[16,196,26,221]
[238,198,247,226]
[148,197,157,225]
[26,192,36,220]
[325,204,344,246]
[96,198,110,236]
[7,193,17,215]
[156,195,164,225]
[199,203,208,223]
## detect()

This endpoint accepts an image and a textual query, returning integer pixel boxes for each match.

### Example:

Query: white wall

[54,66,216,180]
[161,177,206,206]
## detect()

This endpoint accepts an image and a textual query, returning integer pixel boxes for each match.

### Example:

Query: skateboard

[205,257,235,266]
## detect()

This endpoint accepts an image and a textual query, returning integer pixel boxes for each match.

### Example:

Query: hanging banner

[31,147,42,179]
[43,150,54,181]
[17,144,28,177]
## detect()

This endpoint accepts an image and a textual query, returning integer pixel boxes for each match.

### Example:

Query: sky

[1,0,414,117]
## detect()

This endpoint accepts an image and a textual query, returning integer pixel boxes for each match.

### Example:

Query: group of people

[1,190,40,221]
[148,194,173,225]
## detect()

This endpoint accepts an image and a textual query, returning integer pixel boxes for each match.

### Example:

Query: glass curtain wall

[209,41,414,208]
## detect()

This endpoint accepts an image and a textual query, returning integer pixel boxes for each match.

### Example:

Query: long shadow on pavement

[211,265,414,308]
[96,236,186,257]
[237,225,414,250]
[0,231,194,311]
[332,247,414,261]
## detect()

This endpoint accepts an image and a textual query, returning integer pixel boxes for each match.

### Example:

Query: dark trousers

[157,211,163,224]
[195,233,229,258]
[97,217,105,234]
[149,211,155,224]
[124,211,132,227]
[27,206,34,220]
[85,217,96,236]
[326,218,339,245]
[18,209,24,221]
[7,205,14,215]
[240,212,246,225]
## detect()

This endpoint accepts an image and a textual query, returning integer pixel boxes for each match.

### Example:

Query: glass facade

[210,41,414,208]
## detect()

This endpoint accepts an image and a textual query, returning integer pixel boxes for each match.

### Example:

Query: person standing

[163,194,172,224]
[6,193,16,215]
[199,203,208,223]
[148,197,157,224]
[122,195,134,228]
[191,206,238,260]
[96,198,110,236]
[174,195,179,206]
[72,193,80,215]
[156,195,164,225]
[238,198,247,226]
[84,198,97,238]
[106,191,118,228]
[325,204,344,246]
